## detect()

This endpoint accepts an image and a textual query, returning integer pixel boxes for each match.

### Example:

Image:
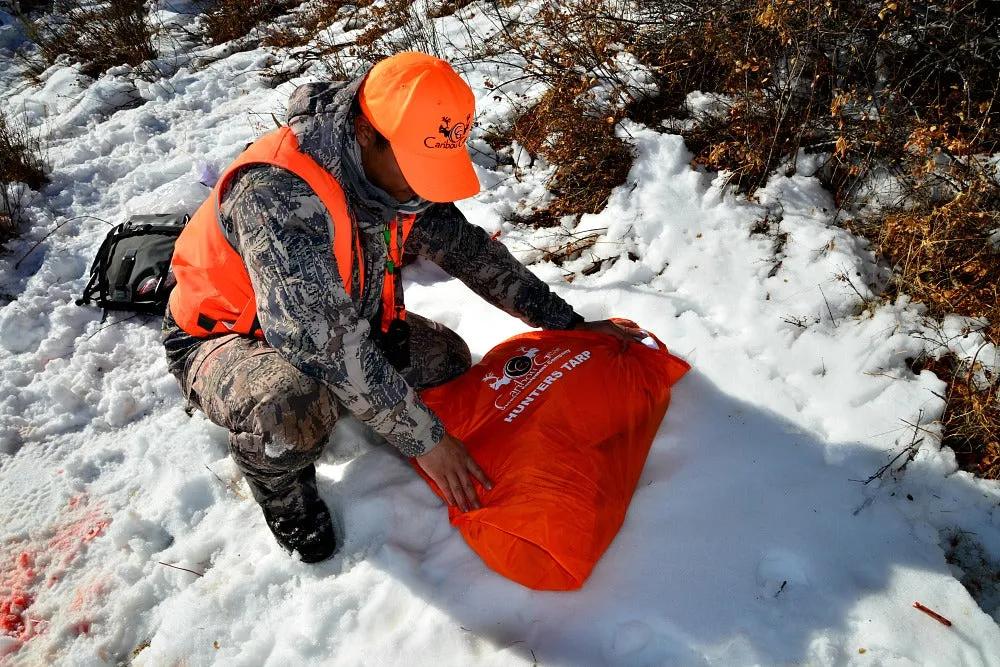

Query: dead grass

[486,82,634,227]
[263,0,358,49]
[0,107,47,244]
[263,0,447,81]
[426,0,473,20]
[870,176,1000,479]
[197,0,305,46]
[869,190,1000,338]
[14,0,157,79]
[917,354,1000,479]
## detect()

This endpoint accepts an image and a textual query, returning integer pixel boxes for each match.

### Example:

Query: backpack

[77,213,189,316]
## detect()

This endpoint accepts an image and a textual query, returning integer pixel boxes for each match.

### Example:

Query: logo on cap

[425,115,471,149]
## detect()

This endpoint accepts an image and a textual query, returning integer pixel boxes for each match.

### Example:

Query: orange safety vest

[169,127,415,338]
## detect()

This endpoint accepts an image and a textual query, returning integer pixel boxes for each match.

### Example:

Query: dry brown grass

[921,354,1000,479]
[346,0,412,59]
[872,194,1000,338]
[623,0,1000,199]
[263,0,450,80]
[0,108,47,243]
[264,0,359,49]
[486,81,634,227]
[865,176,1000,479]
[14,0,157,79]
[198,0,305,46]
[426,0,473,20]
[477,0,646,226]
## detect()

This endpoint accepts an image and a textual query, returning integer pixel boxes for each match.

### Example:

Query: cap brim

[393,146,480,203]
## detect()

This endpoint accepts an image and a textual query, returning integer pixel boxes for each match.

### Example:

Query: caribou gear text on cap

[359,52,480,203]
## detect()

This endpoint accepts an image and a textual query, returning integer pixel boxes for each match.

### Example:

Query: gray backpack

[78,213,189,316]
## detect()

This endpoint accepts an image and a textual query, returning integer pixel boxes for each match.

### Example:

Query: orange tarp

[417,324,689,590]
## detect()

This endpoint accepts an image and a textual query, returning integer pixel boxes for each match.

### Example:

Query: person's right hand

[572,318,647,352]
[416,431,493,512]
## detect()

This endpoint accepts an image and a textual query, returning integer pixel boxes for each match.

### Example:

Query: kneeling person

[162,51,642,562]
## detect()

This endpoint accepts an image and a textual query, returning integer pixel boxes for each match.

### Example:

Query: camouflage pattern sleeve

[220,165,445,457]
[407,203,581,330]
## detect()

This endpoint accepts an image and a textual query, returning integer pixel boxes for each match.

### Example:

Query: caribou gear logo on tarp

[483,347,538,391]
[503,352,535,379]
[481,345,593,422]
[425,115,471,149]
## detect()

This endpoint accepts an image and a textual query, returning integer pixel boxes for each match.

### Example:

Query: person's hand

[416,431,493,512]
[572,319,647,351]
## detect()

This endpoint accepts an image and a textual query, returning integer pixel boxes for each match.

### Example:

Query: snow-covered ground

[2,3,1000,665]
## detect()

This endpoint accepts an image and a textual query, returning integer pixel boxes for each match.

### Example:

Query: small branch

[863,371,906,380]
[205,464,228,487]
[836,269,871,305]
[15,215,115,269]
[863,441,922,485]
[913,601,952,627]
[157,561,203,577]
[857,412,926,484]
[83,313,143,341]
[204,464,248,500]
[896,414,939,441]
[818,285,838,328]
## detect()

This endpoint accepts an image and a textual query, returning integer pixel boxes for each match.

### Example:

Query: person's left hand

[572,319,647,351]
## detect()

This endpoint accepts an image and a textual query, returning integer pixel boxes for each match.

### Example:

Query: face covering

[339,115,434,221]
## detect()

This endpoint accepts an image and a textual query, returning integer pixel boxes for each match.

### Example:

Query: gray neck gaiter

[339,116,434,224]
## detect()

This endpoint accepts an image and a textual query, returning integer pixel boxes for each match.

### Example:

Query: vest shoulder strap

[214,127,359,295]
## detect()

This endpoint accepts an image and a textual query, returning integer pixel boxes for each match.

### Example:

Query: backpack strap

[77,223,124,307]
[112,249,137,302]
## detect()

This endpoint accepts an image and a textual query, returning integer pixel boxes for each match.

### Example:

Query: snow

[2,4,1000,666]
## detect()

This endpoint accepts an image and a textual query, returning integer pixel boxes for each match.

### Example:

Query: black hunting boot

[257,465,337,563]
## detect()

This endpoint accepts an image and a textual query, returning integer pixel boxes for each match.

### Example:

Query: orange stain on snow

[0,494,111,655]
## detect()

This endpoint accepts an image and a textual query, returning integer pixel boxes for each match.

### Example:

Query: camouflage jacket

[172,76,579,457]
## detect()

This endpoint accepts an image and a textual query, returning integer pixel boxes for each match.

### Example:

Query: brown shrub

[919,353,1000,480]
[869,183,1000,335]
[198,0,304,46]
[263,0,357,49]
[486,79,634,227]
[16,0,156,79]
[481,0,999,476]
[426,0,472,20]
[263,0,439,80]
[864,172,1000,479]
[0,108,47,243]
[477,0,645,225]
[625,0,999,198]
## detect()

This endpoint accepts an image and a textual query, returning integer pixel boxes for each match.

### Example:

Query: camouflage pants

[170,313,470,501]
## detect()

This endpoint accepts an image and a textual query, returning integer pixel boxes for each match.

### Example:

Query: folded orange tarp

[417,323,690,590]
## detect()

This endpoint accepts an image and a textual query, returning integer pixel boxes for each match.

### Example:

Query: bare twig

[15,215,115,270]
[205,464,229,487]
[913,601,952,627]
[857,412,926,484]
[818,285,837,328]
[83,313,143,341]
[157,561,204,577]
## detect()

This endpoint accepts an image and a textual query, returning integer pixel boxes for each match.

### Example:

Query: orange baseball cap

[359,52,480,203]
